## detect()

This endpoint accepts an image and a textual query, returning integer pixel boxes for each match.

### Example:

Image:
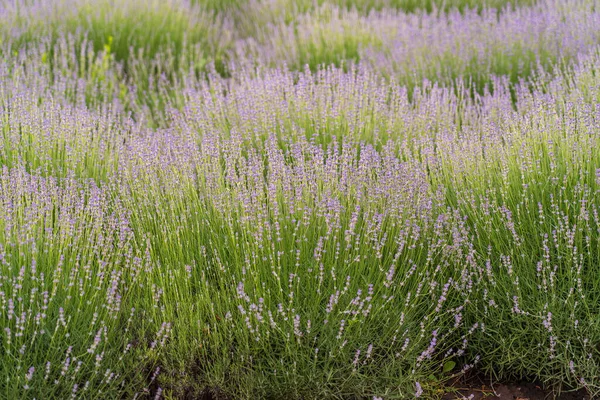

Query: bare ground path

[443,377,590,400]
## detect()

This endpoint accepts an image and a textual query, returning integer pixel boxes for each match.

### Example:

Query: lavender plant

[0,0,231,69]
[0,166,169,399]
[236,0,600,92]
[139,53,600,397]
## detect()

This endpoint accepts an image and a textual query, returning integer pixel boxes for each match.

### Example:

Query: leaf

[442,361,456,373]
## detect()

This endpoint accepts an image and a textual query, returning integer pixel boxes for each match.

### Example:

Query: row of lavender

[2,0,600,399]
[2,48,600,398]
[2,0,600,126]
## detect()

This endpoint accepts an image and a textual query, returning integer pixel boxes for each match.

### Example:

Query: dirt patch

[442,377,590,400]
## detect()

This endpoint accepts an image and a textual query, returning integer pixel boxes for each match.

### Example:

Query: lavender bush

[235,0,600,91]
[1,0,600,399]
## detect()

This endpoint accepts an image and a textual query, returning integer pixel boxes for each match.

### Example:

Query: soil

[442,377,591,400]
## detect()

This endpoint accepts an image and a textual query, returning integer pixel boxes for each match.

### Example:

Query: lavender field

[1,0,600,398]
